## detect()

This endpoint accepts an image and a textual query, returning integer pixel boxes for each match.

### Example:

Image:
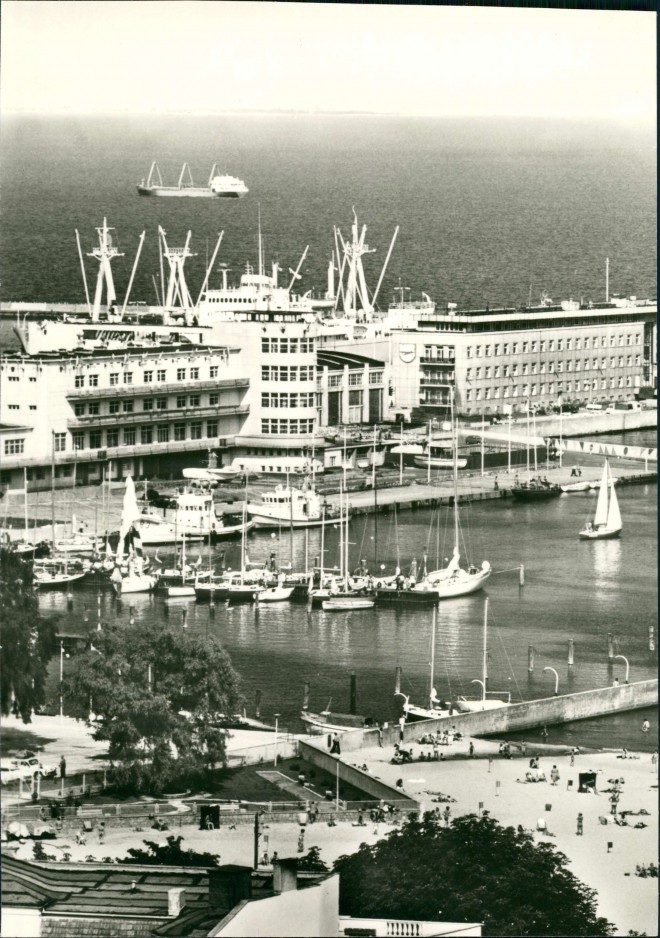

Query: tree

[65,616,242,794]
[297,846,329,872]
[0,548,58,722]
[334,812,614,937]
[122,835,220,868]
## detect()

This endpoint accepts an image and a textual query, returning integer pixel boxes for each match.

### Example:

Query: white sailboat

[579,460,622,540]
[423,389,491,598]
[111,477,157,594]
[455,598,512,712]
[322,484,374,611]
[396,607,451,721]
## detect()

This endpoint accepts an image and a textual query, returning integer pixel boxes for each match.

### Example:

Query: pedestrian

[376,723,383,748]
[59,756,67,779]
[576,813,583,836]
[652,751,658,765]
[297,829,305,853]
[468,742,475,758]
[541,725,549,741]
[330,733,341,755]
[494,478,499,491]
[443,805,451,827]
[550,765,560,786]
[642,719,650,734]
[98,827,105,844]
[570,747,576,767]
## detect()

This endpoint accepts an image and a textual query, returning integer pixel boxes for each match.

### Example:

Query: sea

[1,115,657,749]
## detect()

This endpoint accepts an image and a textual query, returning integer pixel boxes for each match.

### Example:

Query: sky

[1,2,656,121]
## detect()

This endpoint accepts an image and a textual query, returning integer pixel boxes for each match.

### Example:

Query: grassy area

[1,725,57,755]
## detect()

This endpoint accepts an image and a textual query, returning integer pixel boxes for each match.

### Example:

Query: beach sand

[3,716,657,935]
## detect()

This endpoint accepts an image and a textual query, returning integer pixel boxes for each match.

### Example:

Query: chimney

[168,888,186,917]
[273,858,298,894]
[208,866,252,914]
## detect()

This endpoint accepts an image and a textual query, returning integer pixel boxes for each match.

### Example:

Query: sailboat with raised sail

[422,388,491,599]
[579,459,622,540]
[322,484,374,611]
[111,477,157,595]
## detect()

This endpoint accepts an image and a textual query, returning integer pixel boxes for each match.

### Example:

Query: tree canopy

[123,835,220,868]
[0,547,58,722]
[65,616,242,794]
[334,812,614,937]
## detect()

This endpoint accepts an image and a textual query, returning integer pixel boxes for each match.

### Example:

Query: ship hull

[137,186,242,198]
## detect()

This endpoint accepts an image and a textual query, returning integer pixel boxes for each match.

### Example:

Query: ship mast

[159,226,196,324]
[87,218,124,323]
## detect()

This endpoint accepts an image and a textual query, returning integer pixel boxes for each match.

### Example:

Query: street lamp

[543,666,559,696]
[274,713,280,766]
[614,654,630,684]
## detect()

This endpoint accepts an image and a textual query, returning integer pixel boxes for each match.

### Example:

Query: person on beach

[376,723,383,747]
[652,751,658,765]
[576,813,584,836]
[468,742,475,758]
[570,748,576,766]
[59,756,66,779]
[550,765,560,785]
[443,805,451,827]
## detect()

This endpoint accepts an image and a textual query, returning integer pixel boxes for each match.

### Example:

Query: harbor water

[39,473,657,751]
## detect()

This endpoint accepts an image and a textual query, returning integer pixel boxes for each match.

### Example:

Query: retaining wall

[299,740,419,811]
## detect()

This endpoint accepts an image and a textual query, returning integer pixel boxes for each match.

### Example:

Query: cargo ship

[137,162,248,198]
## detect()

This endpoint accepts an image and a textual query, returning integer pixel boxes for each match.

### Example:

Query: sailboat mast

[429,606,436,709]
[23,468,29,543]
[373,425,378,571]
[427,420,432,485]
[288,471,294,567]
[482,597,489,701]
[451,388,459,554]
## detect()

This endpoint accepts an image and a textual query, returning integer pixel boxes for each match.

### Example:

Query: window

[475,368,482,380]
[144,371,153,383]
[143,399,154,411]
[210,366,219,378]
[109,400,120,414]
[190,422,202,440]
[140,427,153,445]
[177,368,186,381]
[87,374,98,387]
[123,400,134,413]
[466,348,472,359]
[522,364,529,376]
[494,365,501,378]
[176,395,187,408]
[123,372,133,385]
[156,397,167,410]
[207,420,218,438]
[54,432,66,452]
[566,338,572,350]
[557,339,563,351]
[74,403,86,417]
[4,438,25,455]
[503,344,509,355]
[157,369,166,382]
[512,343,518,355]
[72,432,85,450]
[189,394,201,407]
[88,402,100,416]
[110,372,119,386]
[531,341,538,353]
[522,342,528,354]
[124,428,136,446]
[209,392,219,405]
[494,344,500,356]
[106,428,119,447]
[157,424,169,443]
[466,368,472,381]
[548,340,554,352]
[74,375,84,388]
[190,367,200,380]
[173,423,186,441]
[89,430,102,449]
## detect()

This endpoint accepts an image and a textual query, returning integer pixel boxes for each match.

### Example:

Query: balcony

[66,377,249,400]
[68,401,248,427]
[420,374,455,387]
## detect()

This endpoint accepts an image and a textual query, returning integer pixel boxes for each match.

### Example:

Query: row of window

[464,376,634,402]
[261,393,316,408]
[261,419,315,435]
[261,338,315,353]
[422,346,455,361]
[261,366,315,382]
[4,438,25,455]
[71,391,227,417]
[465,333,641,359]
[465,355,642,381]
[68,420,221,451]
[72,364,222,389]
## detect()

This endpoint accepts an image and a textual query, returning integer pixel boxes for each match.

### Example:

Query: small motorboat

[166,584,196,598]
[322,595,374,612]
[561,480,591,493]
[257,585,295,603]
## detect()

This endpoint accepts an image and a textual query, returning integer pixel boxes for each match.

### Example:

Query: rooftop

[317,350,385,370]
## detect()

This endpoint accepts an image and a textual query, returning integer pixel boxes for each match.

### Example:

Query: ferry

[137,162,248,198]
[138,488,254,544]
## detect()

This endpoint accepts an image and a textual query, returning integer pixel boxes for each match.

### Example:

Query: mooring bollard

[528,645,534,674]
[607,633,615,661]
[568,639,574,667]
[519,564,525,587]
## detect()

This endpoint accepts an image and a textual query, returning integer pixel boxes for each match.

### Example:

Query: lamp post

[614,654,630,684]
[543,666,559,696]
[274,713,280,766]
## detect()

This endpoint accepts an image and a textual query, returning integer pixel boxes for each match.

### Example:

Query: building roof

[317,350,384,370]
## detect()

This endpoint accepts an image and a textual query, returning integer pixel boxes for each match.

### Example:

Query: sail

[607,476,622,531]
[593,461,610,527]
[116,476,142,561]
